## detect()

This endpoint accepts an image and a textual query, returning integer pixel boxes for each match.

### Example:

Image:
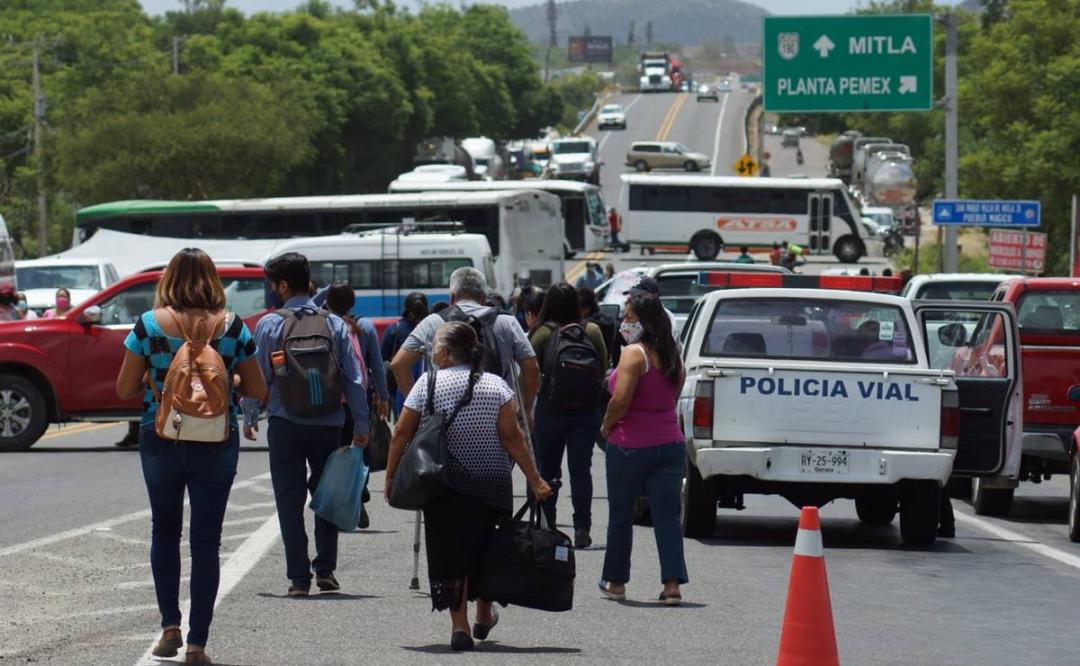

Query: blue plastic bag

[310,446,369,532]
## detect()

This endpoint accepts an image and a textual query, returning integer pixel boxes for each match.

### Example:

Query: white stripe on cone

[793,528,823,557]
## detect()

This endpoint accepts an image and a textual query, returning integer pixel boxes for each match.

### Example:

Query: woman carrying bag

[384,321,552,652]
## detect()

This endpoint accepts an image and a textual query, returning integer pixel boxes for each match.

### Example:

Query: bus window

[309,258,471,290]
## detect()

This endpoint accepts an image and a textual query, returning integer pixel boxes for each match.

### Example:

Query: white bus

[74,191,564,292]
[267,230,495,318]
[387,178,609,255]
[620,174,884,263]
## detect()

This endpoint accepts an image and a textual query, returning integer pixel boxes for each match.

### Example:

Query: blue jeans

[139,424,239,647]
[535,407,601,531]
[602,441,689,586]
[267,416,341,585]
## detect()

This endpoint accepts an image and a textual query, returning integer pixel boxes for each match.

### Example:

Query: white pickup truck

[677,282,1021,546]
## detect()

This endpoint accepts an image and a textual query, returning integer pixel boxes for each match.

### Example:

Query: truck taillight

[693,381,714,440]
[940,390,959,449]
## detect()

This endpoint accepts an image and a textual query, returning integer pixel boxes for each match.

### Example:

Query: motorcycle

[795,149,804,165]
[882,227,905,256]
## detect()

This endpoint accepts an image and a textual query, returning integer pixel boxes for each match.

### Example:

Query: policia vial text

[739,377,919,401]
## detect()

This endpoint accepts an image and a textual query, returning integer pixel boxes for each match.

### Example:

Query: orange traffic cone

[777,506,839,666]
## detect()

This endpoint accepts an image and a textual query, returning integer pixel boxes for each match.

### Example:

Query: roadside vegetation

[0,0,568,256]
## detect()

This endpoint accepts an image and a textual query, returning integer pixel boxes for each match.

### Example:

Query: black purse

[388,370,467,510]
[475,494,576,612]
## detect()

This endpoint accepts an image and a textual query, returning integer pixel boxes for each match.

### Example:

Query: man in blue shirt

[381,292,429,417]
[241,253,369,597]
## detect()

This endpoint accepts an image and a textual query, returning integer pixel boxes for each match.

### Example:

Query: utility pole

[942,13,958,273]
[544,0,557,83]
[32,39,47,256]
[172,36,180,75]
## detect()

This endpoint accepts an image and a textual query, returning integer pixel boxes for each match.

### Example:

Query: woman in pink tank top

[598,293,688,605]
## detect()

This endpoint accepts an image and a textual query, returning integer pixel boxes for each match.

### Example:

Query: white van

[15,258,120,314]
[620,174,884,263]
[267,230,495,318]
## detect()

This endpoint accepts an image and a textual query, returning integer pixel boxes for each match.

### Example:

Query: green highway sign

[763,14,933,113]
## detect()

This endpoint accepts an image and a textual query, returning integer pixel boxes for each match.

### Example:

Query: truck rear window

[702,298,915,363]
[915,281,1001,300]
[1017,290,1080,337]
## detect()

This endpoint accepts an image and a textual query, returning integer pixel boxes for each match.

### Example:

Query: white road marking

[954,510,1080,571]
[221,531,259,542]
[117,576,189,591]
[92,531,150,547]
[709,92,731,176]
[221,515,275,527]
[0,472,270,559]
[133,514,280,666]
[225,500,277,513]
[597,93,641,152]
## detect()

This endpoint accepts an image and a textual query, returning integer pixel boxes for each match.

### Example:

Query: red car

[0,266,271,451]
[979,278,1080,517]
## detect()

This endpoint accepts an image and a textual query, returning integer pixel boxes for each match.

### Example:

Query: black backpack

[540,322,603,414]
[275,308,343,417]
[439,305,503,377]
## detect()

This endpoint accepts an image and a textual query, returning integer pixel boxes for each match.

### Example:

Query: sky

[139,0,926,18]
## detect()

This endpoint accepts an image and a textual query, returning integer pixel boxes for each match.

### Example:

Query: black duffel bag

[388,370,467,510]
[476,496,575,612]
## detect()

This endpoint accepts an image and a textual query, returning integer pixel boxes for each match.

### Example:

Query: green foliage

[0,0,559,256]
[895,240,990,274]
[548,70,603,130]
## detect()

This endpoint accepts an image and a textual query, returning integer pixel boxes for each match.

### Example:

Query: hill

[508,0,769,48]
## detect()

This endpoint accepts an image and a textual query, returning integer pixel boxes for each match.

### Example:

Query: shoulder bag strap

[425,368,437,416]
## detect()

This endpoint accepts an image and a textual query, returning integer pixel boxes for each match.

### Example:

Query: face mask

[16,301,27,312]
[267,283,285,309]
[55,297,71,309]
[620,321,644,344]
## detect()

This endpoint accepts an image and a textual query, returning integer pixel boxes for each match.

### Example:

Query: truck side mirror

[937,322,967,347]
[1069,386,1080,403]
[78,305,102,326]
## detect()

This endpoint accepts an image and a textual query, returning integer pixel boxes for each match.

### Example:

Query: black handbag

[388,370,467,510]
[476,496,576,612]
[367,418,391,471]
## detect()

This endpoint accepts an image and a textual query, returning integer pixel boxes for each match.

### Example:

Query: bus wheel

[833,236,863,264]
[690,232,722,260]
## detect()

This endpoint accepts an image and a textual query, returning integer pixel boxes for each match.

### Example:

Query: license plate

[800,449,849,475]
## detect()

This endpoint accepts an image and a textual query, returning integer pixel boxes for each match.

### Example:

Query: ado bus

[619,174,884,263]
[387,178,609,256]
[74,191,564,291]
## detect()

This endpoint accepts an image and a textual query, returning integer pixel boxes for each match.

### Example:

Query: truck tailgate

[711,366,943,450]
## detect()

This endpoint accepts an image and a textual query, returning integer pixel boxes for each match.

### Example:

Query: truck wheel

[690,232,722,261]
[1069,455,1080,543]
[681,460,717,538]
[899,480,939,546]
[684,161,700,172]
[634,160,649,172]
[855,496,898,525]
[0,374,49,452]
[972,478,1014,517]
[833,236,864,264]
[947,476,973,500]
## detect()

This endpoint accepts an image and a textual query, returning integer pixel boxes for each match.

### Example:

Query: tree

[645,20,653,46]
[627,20,636,47]
[584,24,592,37]
[55,71,313,202]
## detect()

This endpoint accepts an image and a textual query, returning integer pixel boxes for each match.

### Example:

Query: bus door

[379,231,401,317]
[807,192,832,255]
[562,195,586,253]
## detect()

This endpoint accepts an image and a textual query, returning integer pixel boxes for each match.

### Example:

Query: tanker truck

[828,130,862,182]
[851,136,892,189]
[865,154,918,232]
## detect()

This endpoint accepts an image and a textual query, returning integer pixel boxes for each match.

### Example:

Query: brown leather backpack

[151,309,231,442]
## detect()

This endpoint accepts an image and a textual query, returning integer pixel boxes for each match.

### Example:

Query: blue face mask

[267,283,285,309]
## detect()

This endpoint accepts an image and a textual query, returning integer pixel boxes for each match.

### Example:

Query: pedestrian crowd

[114,249,688,661]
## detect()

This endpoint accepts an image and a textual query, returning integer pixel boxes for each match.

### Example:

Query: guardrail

[570,85,620,136]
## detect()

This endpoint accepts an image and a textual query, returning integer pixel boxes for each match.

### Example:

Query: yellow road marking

[564,251,605,284]
[38,422,124,442]
[655,93,688,142]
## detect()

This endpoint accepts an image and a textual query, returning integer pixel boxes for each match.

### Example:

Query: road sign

[989,229,1045,273]
[763,14,933,112]
[932,199,1041,227]
[734,154,758,177]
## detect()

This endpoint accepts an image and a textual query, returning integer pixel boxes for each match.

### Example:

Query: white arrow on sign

[899,76,918,94]
[813,35,835,58]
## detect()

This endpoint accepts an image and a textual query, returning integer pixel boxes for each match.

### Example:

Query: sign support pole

[942,12,959,273]
[1071,194,1078,277]
[1020,229,1028,276]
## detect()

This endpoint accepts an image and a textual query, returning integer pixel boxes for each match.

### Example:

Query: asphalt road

[4,424,1080,664]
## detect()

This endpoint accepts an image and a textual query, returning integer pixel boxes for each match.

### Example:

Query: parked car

[626,141,711,173]
[597,104,627,130]
[0,266,271,451]
[697,85,718,102]
[15,258,119,315]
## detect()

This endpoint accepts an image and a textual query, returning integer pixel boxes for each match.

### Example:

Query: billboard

[989,229,1046,273]
[568,36,614,63]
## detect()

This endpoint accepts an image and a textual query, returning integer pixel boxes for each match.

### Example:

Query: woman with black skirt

[384,321,552,652]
